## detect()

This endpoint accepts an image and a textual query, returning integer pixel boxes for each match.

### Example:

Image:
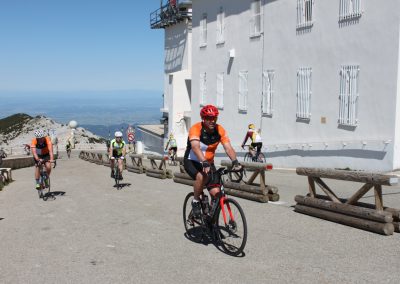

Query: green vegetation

[0,113,32,135]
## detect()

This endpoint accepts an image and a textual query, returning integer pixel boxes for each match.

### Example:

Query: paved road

[1,153,400,283]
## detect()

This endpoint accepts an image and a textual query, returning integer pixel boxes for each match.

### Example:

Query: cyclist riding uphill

[183,104,242,217]
[165,133,178,155]
[109,131,126,180]
[241,123,263,157]
[31,130,55,190]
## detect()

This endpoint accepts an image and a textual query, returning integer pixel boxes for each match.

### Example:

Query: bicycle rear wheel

[183,192,205,243]
[244,153,252,163]
[256,152,266,163]
[216,198,247,256]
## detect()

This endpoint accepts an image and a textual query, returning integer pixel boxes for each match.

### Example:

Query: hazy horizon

[0,89,163,126]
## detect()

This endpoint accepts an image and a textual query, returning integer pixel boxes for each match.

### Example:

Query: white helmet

[34,129,45,138]
[115,131,123,138]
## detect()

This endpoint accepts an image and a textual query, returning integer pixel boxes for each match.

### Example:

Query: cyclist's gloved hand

[201,160,211,171]
[231,159,243,171]
[120,156,124,160]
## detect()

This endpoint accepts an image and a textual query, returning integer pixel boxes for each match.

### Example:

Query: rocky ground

[0,113,105,155]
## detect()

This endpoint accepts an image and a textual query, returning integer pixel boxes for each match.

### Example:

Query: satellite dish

[68,120,78,129]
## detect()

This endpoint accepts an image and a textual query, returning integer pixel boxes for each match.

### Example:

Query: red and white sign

[128,132,135,142]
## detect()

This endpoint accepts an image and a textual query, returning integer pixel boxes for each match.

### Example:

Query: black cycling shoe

[191,201,202,218]
[118,175,123,180]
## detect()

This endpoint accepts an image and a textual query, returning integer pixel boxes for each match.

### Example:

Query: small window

[296,67,312,119]
[297,0,314,29]
[199,72,207,106]
[339,0,362,21]
[200,13,207,47]
[262,70,274,116]
[238,71,248,112]
[339,65,359,126]
[216,7,225,44]
[250,0,262,37]
[216,72,224,109]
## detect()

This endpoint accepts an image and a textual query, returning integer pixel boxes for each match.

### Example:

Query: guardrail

[295,167,400,235]
[79,151,278,203]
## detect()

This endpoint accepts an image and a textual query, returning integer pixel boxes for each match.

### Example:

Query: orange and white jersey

[184,122,230,163]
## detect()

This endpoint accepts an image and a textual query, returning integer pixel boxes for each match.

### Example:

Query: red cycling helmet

[200,105,219,118]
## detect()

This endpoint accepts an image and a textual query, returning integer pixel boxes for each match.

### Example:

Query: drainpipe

[259,0,265,134]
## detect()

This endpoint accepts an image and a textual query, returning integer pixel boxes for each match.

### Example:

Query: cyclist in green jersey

[109,131,126,179]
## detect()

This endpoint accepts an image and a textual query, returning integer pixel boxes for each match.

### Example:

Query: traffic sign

[128,132,135,142]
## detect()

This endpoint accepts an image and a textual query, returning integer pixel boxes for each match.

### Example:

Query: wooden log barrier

[296,167,399,234]
[173,177,194,186]
[309,194,400,221]
[224,188,269,203]
[295,195,393,223]
[146,154,171,179]
[221,159,277,201]
[294,204,394,235]
[174,172,192,180]
[146,171,167,179]
[394,222,400,233]
[128,154,145,174]
[296,167,399,186]
[223,181,267,196]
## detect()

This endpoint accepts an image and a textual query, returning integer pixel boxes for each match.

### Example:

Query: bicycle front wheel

[183,192,204,243]
[257,153,266,163]
[114,165,120,188]
[42,177,51,201]
[216,198,247,256]
[244,153,252,163]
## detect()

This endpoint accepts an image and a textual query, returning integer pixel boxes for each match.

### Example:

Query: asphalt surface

[1,152,399,283]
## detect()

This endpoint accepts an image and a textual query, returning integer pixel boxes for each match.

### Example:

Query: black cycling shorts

[183,159,220,190]
[34,154,50,166]
[251,142,263,153]
[169,147,177,152]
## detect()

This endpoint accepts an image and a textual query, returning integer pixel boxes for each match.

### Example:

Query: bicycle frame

[205,168,241,225]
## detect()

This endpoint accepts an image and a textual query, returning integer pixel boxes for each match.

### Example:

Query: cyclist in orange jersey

[184,105,242,217]
[31,129,55,190]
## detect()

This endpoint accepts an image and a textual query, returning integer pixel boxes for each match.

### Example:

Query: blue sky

[0,0,164,92]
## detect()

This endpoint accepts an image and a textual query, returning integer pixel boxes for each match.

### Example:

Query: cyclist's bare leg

[45,161,52,176]
[194,171,208,200]
[118,159,124,175]
[209,187,220,199]
[34,165,40,180]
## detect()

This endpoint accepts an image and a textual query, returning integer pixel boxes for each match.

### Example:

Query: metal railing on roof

[150,0,192,29]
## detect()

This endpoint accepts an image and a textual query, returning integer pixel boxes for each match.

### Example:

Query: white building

[151,0,193,156]
[153,0,400,171]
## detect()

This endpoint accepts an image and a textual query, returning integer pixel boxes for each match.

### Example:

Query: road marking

[269,201,287,205]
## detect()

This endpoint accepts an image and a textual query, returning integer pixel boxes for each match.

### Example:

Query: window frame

[238,71,249,112]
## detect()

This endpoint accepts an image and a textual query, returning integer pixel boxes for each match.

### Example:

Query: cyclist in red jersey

[184,105,242,217]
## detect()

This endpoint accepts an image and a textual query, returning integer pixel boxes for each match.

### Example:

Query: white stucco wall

[162,20,192,156]
[394,22,400,170]
[191,0,400,171]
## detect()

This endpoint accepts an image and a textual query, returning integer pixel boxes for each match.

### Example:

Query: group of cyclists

[29,105,264,206]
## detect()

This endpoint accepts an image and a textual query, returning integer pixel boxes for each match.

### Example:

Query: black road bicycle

[183,167,247,256]
[37,160,56,201]
[243,145,266,163]
[112,157,123,189]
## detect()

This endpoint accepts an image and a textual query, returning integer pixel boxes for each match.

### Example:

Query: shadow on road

[42,191,66,201]
[183,232,246,258]
[113,183,131,189]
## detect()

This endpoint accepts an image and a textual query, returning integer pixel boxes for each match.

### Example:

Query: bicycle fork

[219,196,235,225]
